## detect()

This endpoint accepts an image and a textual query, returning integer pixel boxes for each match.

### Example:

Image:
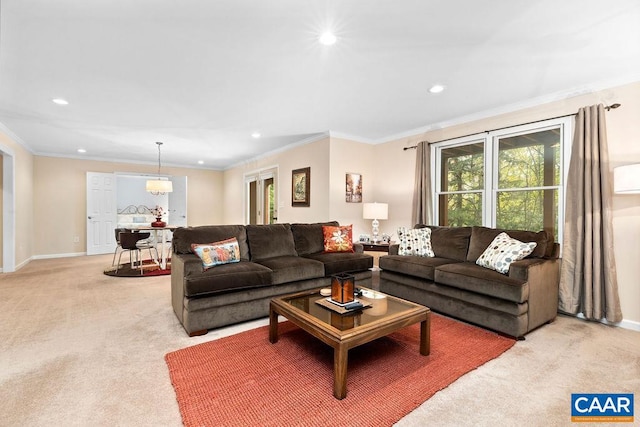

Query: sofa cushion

[304,252,373,276]
[183,260,272,297]
[434,262,529,303]
[173,225,250,260]
[254,256,324,285]
[246,224,298,261]
[418,225,472,261]
[397,227,434,257]
[322,225,354,253]
[476,232,537,274]
[291,221,339,255]
[379,255,461,281]
[466,226,551,262]
[191,237,241,270]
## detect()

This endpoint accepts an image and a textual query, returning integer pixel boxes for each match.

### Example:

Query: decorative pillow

[397,227,434,257]
[476,232,537,274]
[191,237,241,270]
[322,225,354,253]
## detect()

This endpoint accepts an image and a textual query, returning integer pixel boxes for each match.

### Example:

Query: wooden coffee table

[269,288,430,399]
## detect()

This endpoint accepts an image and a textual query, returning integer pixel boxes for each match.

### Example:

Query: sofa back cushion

[172,225,250,261]
[291,221,339,255]
[416,225,472,261]
[466,226,553,262]
[246,223,298,260]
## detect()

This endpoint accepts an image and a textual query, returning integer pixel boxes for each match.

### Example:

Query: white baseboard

[2,253,88,273]
[576,313,640,332]
[32,252,87,260]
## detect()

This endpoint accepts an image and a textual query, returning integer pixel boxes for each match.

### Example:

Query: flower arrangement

[151,205,165,219]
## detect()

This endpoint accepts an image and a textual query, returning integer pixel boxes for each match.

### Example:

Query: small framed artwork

[292,167,310,207]
[345,173,362,203]
[358,234,371,243]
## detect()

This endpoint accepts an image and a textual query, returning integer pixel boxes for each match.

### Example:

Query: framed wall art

[291,167,310,207]
[345,172,362,203]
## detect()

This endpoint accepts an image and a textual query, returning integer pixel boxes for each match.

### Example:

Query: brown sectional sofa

[171,222,373,336]
[379,225,560,338]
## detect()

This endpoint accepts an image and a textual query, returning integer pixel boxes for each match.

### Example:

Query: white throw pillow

[476,232,537,274]
[397,227,434,257]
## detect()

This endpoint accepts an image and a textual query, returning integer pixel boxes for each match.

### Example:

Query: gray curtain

[559,104,622,322]
[411,141,433,226]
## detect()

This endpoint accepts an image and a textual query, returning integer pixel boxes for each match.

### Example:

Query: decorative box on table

[331,273,355,304]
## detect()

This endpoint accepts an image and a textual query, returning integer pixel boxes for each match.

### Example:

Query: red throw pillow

[322,225,354,253]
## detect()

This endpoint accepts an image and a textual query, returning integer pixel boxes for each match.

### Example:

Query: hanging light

[146,142,173,195]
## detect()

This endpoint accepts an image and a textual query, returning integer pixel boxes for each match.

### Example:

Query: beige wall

[372,81,640,326]
[222,136,379,238]
[0,130,35,270]
[33,156,223,256]
[328,137,376,238]
[223,137,332,224]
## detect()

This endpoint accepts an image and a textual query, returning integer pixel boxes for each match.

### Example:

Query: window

[433,118,572,242]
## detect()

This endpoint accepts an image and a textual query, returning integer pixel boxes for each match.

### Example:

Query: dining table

[133,225,178,270]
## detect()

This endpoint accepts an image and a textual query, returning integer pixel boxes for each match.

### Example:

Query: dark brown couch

[171,222,373,336]
[379,225,560,338]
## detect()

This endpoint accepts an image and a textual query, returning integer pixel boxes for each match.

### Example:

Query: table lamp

[363,202,388,243]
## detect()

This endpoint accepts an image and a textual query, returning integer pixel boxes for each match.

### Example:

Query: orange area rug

[165,314,515,427]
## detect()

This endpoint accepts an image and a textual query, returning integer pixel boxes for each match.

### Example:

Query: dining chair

[111,228,129,266]
[115,231,159,275]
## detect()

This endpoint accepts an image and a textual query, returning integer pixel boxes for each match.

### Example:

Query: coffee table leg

[269,304,279,344]
[333,344,348,399]
[420,313,431,356]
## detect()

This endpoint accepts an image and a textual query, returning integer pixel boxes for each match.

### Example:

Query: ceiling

[1,0,639,170]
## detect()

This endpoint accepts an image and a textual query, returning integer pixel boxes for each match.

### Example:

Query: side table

[359,242,393,269]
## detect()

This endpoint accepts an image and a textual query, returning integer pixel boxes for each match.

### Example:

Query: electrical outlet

[73,236,80,243]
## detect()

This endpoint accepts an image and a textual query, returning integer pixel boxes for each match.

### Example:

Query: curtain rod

[403,103,622,150]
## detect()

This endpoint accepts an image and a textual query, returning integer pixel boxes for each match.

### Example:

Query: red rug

[165,314,515,427]
[103,259,171,277]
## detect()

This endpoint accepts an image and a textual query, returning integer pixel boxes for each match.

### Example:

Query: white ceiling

[1,0,639,170]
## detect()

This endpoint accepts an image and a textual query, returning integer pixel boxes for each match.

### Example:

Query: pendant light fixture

[146,141,173,195]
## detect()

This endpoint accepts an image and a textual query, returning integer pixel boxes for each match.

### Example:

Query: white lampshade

[146,179,173,193]
[363,202,388,220]
[614,164,640,194]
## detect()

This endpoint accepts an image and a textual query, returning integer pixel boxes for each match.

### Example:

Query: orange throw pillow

[322,225,354,253]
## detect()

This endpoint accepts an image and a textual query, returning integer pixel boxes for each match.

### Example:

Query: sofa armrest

[388,244,399,255]
[353,243,364,253]
[509,257,560,331]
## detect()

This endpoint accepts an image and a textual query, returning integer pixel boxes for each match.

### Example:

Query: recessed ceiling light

[52,98,69,105]
[319,32,337,46]
[77,148,86,153]
[251,132,261,138]
[429,85,445,94]
[197,160,204,165]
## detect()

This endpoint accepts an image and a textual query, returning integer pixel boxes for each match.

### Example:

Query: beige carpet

[1,255,638,427]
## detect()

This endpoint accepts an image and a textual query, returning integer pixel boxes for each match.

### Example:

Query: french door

[245,167,278,225]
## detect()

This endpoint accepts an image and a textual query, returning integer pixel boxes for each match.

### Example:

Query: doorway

[245,167,278,225]
[86,172,188,255]
[0,146,15,272]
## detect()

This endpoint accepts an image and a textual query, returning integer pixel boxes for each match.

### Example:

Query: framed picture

[345,173,362,203]
[292,167,310,207]
[358,234,371,243]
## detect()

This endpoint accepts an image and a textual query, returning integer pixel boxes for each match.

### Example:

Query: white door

[86,172,117,255]
[169,176,188,227]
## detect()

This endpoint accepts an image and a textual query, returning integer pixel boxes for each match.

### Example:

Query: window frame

[432,116,573,245]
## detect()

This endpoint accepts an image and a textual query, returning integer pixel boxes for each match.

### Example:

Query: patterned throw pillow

[191,237,241,270]
[476,232,537,274]
[397,227,434,257]
[322,225,354,253]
